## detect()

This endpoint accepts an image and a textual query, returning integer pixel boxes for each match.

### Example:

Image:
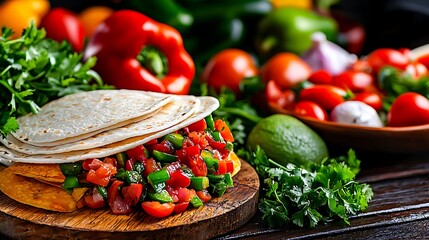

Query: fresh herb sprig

[0,22,112,137]
[239,147,373,228]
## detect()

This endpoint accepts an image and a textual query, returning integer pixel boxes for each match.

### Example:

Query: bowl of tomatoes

[268,47,429,154]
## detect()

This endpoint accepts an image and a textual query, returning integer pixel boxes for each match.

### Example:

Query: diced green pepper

[60,163,82,176]
[190,195,203,208]
[152,182,166,193]
[148,169,170,186]
[96,186,108,199]
[181,165,195,178]
[224,173,234,187]
[62,175,79,190]
[212,131,223,142]
[210,181,228,196]
[153,150,178,163]
[206,174,225,183]
[205,115,215,130]
[133,161,145,175]
[116,169,143,184]
[225,142,234,151]
[201,150,218,171]
[190,176,209,191]
[148,189,173,203]
[116,152,128,169]
[162,133,184,149]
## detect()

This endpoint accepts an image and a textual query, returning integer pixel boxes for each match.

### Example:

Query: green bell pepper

[255,7,338,58]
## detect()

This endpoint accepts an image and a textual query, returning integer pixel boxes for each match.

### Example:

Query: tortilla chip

[72,187,89,202]
[35,179,63,188]
[9,163,65,183]
[229,151,241,177]
[0,167,76,212]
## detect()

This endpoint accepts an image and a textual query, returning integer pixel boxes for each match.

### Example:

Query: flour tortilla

[1,96,200,154]
[12,90,174,146]
[0,96,220,164]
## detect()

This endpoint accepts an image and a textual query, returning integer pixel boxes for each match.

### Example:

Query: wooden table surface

[2,147,429,239]
[215,147,429,239]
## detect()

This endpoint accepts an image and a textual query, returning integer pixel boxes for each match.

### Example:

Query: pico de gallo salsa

[58,115,237,218]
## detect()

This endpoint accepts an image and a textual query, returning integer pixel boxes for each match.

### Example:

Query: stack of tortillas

[0,90,219,165]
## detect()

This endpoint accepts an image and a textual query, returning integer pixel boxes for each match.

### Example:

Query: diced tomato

[141,201,175,218]
[108,180,132,215]
[165,161,182,175]
[145,139,158,146]
[206,134,226,150]
[86,162,117,187]
[226,160,234,173]
[176,145,200,165]
[189,131,209,149]
[84,187,105,209]
[82,159,96,171]
[83,158,103,170]
[196,190,212,202]
[121,183,143,206]
[177,187,196,202]
[142,158,160,176]
[188,119,207,132]
[217,160,227,175]
[214,119,234,142]
[147,139,175,154]
[173,202,189,214]
[189,156,208,177]
[125,158,135,171]
[166,170,191,188]
[126,145,147,159]
[103,157,117,168]
[166,185,179,202]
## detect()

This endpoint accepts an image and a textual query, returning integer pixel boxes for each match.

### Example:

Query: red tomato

[142,158,161,176]
[214,119,234,142]
[188,119,207,132]
[366,48,410,74]
[126,145,147,159]
[173,202,189,214]
[166,170,191,188]
[86,162,117,187]
[416,53,429,70]
[260,53,312,89]
[405,62,428,79]
[294,101,328,121]
[226,160,234,173]
[108,180,132,215]
[308,70,332,85]
[298,85,347,111]
[201,49,258,94]
[217,160,227,175]
[189,156,207,177]
[40,8,85,52]
[141,201,175,218]
[103,157,117,168]
[177,188,196,202]
[331,70,374,92]
[84,187,105,209]
[265,80,296,110]
[352,91,383,111]
[196,190,212,202]
[121,183,143,206]
[388,92,429,127]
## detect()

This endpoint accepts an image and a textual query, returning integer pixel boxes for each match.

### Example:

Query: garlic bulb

[330,101,383,127]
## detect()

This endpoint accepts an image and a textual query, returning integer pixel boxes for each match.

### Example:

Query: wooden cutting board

[0,160,259,240]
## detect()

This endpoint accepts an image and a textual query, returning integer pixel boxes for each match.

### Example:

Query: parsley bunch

[239,147,373,228]
[0,23,112,137]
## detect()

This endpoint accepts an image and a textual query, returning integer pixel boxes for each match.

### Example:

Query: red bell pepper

[84,10,195,95]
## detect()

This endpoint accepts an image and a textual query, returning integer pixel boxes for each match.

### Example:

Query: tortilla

[8,163,65,183]
[0,96,220,164]
[1,96,200,154]
[12,90,174,146]
[0,167,77,212]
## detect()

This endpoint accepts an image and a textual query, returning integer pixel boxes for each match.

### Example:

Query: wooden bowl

[269,103,429,153]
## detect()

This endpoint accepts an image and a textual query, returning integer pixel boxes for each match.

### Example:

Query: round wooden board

[0,160,259,240]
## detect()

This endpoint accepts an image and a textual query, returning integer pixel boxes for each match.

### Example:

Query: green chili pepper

[205,115,215,130]
[96,186,108,199]
[59,162,82,176]
[62,175,79,190]
[116,152,128,169]
[148,189,173,203]
[153,150,178,163]
[190,176,209,191]
[162,133,184,149]
[148,169,170,186]
[190,195,203,207]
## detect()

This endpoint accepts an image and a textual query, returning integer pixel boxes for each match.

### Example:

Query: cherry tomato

[261,53,312,89]
[366,48,410,74]
[294,101,328,121]
[214,119,234,142]
[388,92,429,127]
[405,62,428,79]
[331,70,374,92]
[265,80,296,110]
[79,6,113,37]
[177,188,196,202]
[308,70,332,85]
[298,85,347,111]
[40,8,85,52]
[416,53,429,70]
[201,49,258,95]
[352,91,383,111]
[173,202,189,214]
[84,187,105,209]
[142,201,175,218]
